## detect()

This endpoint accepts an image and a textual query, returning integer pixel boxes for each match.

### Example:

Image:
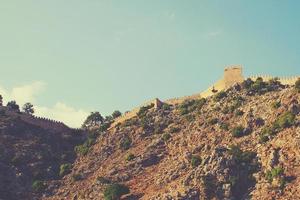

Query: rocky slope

[0,108,85,200]
[42,79,300,200]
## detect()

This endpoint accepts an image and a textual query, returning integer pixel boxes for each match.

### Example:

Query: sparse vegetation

[273,111,295,130]
[120,136,132,150]
[72,173,83,182]
[191,155,201,168]
[271,101,281,109]
[208,118,218,125]
[265,167,286,188]
[162,133,171,141]
[178,98,206,115]
[125,153,135,161]
[103,183,130,200]
[32,180,45,192]
[137,103,154,117]
[59,163,72,177]
[162,103,171,110]
[220,122,229,131]
[235,110,244,116]
[232,126,245,138]
[214,91,227,101]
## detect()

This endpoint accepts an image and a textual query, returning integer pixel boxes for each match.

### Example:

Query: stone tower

[223,65,244,88]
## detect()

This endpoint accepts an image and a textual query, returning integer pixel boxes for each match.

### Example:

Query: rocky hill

[0,108,85,200]
[43,78,300,200]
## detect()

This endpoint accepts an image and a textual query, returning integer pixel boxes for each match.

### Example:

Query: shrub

[125,153,135,161]
[220,122,229,131]
[72,173,83,181]
[74,144,89,156]
[162,133,171,141]
[178,98,206,115]
[32,180,45,192]
[169,126,180,133]
[295,78,300,92]
[97,177,111,185]
[235,110,244,116]
[266,167,284,184]
[259,126,274,143]
[103,184,130,200]
[208,118,218,125]
[162,103,171,110]
[231,126,245,138]
[214,91,227,102]
[191,155,201,168]
[59,163,72,177]
[120,136,132,150]
[112,110,122,119]
[137,103,154,117]
[271,101,281,109]
[228,145,256,165]
[273,111,295,130]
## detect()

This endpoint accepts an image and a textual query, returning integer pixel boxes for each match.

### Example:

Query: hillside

[0,108,85,200]
[44,78,300,200]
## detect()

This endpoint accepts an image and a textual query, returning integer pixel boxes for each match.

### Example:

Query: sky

[1,1,300,127]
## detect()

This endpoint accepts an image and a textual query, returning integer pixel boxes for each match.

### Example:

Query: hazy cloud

[0,82,88,128]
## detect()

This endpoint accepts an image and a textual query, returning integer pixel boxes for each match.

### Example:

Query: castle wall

[110,66,299,129]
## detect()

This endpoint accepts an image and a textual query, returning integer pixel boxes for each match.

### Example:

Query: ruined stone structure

[110,65,299,128]
[223,66,244,88]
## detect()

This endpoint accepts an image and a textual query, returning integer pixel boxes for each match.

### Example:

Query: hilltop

[44,76,300,200]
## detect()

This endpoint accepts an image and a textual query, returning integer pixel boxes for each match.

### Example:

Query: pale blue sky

[0,1,300,126]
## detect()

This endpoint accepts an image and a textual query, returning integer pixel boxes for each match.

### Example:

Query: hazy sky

[1,1,300,127]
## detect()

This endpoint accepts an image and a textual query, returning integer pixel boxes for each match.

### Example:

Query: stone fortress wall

[1,107,70,132]
[110,65,300,128]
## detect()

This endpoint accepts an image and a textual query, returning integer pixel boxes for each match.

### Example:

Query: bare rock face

[43,86,300,200]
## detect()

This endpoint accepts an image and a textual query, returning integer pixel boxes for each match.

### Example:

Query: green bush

[208,118,218,125]
[178,98,206,115]
[137,103,154,117]
[228,145,256,165]
[59,163,72,177]
[235,110,244,116]
[103,184,130,200]
[162,103,171,110]
[162,133,171,141]
[231,126,245,138]
[120,136,132,150]
[125,153,135,161]
[220,122,229,131]
[214,91,227,102]
[259,127,275,143]
[191,155,201,168]
[266,167,284,183]
[32,180,45,192]
[97,177,111,184]
[273,111,295,130]
[271,101,281,109]
[74,144,89,156]
[72,173,83,181]
[295,78,300,92]
[169,126,180,133]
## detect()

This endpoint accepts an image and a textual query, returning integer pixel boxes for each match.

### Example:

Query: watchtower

[223,65,244,88]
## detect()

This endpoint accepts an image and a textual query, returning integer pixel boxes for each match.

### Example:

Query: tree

[112,110,122,119]
[23,103,34,114]
[0,95,3,106]
[7,101,20,111]
[82,112,104,129]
